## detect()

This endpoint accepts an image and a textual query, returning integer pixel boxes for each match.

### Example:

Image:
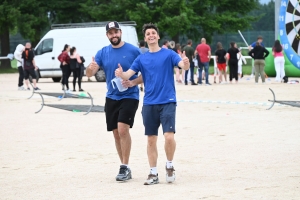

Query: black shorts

[24,68,36,80]
[105,97,139,131]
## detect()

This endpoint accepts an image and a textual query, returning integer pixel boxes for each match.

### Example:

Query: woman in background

[70,47,84,91]
[272,40,285,82]
[215,42,227,83]
[58,44,71,92]
[226,42,240,83]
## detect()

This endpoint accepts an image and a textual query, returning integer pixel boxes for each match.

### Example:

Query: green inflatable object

[264,48,300,77]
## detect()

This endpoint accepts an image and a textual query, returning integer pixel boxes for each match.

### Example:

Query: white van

[33,21,139,82]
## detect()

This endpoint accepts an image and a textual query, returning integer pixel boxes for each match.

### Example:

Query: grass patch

[0,60,18,74]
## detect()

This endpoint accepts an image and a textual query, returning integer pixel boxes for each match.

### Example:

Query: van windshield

[36,38,53,55]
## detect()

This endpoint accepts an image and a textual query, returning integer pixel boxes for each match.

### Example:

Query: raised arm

[115,64,137,80]
[178,51,190,71]
[86,56,99,77]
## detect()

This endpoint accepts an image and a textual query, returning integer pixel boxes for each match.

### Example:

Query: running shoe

[144,173,159,185]
[116,165,132,181]
[18,86,26,91]
[34,87,40,90]
[166,166,176,183]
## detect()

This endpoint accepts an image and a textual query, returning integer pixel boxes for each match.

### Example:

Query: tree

[17,0,51,47]
[0,0,20,69]
[83,0,260,44]
[251,0,275,31]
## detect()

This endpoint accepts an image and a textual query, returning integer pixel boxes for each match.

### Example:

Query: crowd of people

[160,36,285,85]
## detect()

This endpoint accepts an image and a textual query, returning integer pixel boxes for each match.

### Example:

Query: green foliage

[0,0,20,34]
[250,0,275,31]
[17,0,50,45]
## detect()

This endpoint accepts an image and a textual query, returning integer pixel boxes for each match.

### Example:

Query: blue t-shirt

[130,48,182,105]
[95,43,141,100]
[251,42,265,48]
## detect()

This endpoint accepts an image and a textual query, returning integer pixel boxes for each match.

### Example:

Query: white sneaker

[166,166,176,183]
[66,90,72,93]
[250,74,254,78]
[18,86,26,91]
[144,174,159,185]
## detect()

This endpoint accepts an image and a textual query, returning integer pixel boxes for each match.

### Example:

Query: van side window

[35,38,53,55]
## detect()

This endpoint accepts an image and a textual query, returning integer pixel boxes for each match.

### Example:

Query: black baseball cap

[106,21,121,32]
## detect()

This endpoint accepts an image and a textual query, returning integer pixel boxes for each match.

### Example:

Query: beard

[109,37,121,46]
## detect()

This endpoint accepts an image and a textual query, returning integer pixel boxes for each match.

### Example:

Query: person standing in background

[69,47,84,91]
[235,44,247,80]
[58,44,71,92]
[22,42,40,90]
[272,40,285,82]
[14,44,25,90]
[139,40,149,91]
[215,42,227,83]
[195,38,211,85]
[248,36,264,78]
[183,39,196,85]
[248,42,269,83]
[162,40,169,49]
[226,42,240,84]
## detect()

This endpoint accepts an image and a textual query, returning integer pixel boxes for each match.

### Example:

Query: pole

[238,30,249,47]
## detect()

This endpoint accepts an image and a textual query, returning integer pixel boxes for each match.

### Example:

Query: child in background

[237,47,247,80]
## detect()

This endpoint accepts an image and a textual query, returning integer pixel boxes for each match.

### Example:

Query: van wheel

[29,70,40,83]
[52,77,61,82]
[95,70,106,82]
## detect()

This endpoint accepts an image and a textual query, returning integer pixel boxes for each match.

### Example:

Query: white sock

[166,160,173,168]
[122,164,129,169]
[150,167,157,175]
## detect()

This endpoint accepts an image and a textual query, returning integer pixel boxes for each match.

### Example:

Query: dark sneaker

[166,166,176,183]
[116,165,132,181]
[191,82,197,85]
[27,88,30,91]
[34,87,40,90]
[144,174,159,185]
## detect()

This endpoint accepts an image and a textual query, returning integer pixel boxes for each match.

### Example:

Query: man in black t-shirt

[22,42,40,90]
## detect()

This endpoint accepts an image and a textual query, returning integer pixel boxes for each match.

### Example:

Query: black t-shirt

[22,48,35,69]
[227,47,239,60]
[215,49,227,63]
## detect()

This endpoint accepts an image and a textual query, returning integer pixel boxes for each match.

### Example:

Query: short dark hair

[187,39,192,45]
[163,40,169,45]
[142,23,159,36]
[139,40,146,47]
[257,36,263,40]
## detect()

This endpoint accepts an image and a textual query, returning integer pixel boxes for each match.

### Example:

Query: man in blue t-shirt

[86,21,141,182]
[248,36,265,77]
[115,23,190,185]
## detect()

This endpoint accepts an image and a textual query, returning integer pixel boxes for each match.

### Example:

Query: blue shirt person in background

[248,35,265,77]
[86,21,141,182]
[115,23,190,185]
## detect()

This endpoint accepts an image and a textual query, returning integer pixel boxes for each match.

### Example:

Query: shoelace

[119,167,127,175]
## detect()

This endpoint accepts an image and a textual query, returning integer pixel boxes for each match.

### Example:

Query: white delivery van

[33,21,139,82]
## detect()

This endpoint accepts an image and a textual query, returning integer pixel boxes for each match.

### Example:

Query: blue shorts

[141,103,176,136]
